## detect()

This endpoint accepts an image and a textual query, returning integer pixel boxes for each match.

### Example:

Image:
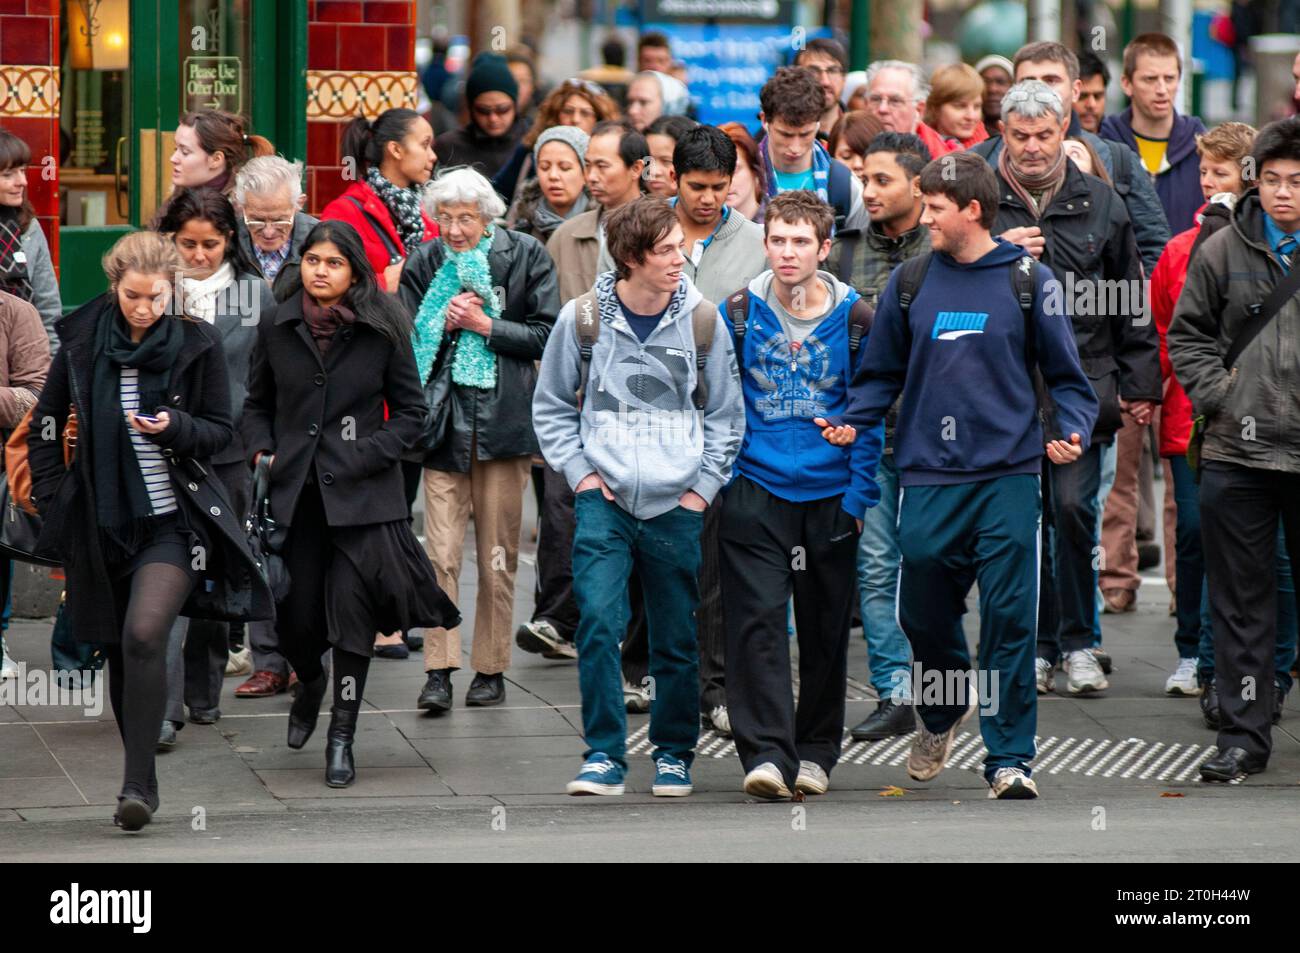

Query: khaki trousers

[1099,415,1177,594]
[422,455,532,674]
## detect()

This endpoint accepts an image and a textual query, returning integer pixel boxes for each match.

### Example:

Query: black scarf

[89,294,184,553]
[301,294,356,354]
[0,206,32,303]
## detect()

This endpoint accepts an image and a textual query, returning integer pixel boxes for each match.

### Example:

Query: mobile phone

[134,413,161,424]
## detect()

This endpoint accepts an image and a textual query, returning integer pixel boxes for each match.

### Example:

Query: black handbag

[417,335,457,453]
[247,454,290,602]
[0,426,58,567]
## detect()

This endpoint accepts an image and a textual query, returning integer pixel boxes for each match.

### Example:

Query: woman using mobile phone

[241,220,458,788]
[27,231,273,832]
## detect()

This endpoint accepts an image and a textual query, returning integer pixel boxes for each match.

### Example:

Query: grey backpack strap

[689,300,716,411]
[572,291,600,410]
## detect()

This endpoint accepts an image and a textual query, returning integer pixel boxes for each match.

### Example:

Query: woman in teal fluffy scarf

[397,166,561,712]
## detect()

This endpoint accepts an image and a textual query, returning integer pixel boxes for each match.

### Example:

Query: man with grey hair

[990,79,1159,699]
[233,156,318,285]
[864,59,956,160]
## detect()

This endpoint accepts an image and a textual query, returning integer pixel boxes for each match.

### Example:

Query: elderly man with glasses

[864,59,958,160]
[989,80,1160,699]
[233,156,318,287]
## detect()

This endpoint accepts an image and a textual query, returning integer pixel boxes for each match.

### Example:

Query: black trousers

[719,476,859,787]
[1199,461,1300,761]
[532,465,580,638]
[1037,444,1103,662]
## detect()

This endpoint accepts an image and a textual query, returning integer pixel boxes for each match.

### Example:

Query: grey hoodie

[684,206,767,305]
[533,271,745,520]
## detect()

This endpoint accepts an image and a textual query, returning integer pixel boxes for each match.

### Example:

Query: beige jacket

[0,291,51,429]
[546,208,605,304]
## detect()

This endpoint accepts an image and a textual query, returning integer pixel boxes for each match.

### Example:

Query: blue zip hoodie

[841,239,1098,487]
[730,270,882,519]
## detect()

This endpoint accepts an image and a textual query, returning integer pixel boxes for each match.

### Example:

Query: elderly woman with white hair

[397,166,560,711]
[232,155,319,287]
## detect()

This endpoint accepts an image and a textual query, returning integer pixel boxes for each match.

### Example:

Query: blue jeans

[1169,455,1211,661]
[1091,441,1118,644]
[571,490,702,770]
[856,454,911,699]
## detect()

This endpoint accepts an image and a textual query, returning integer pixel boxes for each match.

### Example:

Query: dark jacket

[210,273,274,466]
[992,160,1160,441]
[235,211,319,283]
[1100,107,1207,236]
[1168,191,1300,474]
[436,117,528,183]
[29,298,274,644]
[973,121,1172,274]
[397,227,559,471]
[240,290,428,528]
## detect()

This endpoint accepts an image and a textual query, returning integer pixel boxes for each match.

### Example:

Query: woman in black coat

[28,231,274,832]
[242,220,458,789]
[396,166,558,713]
[154,186,275,739]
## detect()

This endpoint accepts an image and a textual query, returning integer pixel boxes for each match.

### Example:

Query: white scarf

[182,261,235,324]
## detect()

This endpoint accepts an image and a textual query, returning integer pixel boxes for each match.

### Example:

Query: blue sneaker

[652,754,692,797]
[566,753,625,796]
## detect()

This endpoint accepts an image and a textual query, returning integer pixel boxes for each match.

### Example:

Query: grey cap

[533,125,590,167]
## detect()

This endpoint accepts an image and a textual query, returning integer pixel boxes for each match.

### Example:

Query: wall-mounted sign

[641,0,795,24]
[183,56,243,114]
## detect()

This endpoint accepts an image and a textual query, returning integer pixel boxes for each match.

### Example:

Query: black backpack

[724,288,875,358]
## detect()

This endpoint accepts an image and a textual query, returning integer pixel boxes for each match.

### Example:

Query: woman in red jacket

[320,108,438,292]
[1152,122,1254,711]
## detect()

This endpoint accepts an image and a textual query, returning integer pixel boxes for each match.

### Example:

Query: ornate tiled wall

[0,0,60,269]
[306,0,417,214]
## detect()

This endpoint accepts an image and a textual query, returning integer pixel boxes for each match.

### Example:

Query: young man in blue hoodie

[718,190,883,800]
[533,196,745,798]
[822,152,1099,799]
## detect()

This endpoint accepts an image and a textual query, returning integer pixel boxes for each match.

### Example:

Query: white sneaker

[0,638,19,681]
[705,704,731,736]
[623,679,651,713]
[1035,657,1055,694]
[987,767,1039,799]
[743,761,793,800]
[1165,657,1201,696]
[795,760,829,795]
[224,646,252,677]
[1065,649,1109,695]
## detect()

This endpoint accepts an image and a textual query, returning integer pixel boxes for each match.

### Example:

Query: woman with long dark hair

[152,187,275,743]
[28,231,273,831]
[170,109,274,195]
[320,108,438,291]
[242,220,458,788]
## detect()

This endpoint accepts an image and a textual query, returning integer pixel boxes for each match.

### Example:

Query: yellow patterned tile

[307,70,418,122]
[0,65,60,118]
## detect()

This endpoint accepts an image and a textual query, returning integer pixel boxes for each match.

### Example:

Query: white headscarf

[643,70,691,117]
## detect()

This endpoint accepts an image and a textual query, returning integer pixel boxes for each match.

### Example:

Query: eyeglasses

[866,93,911,109]
[1001,87,1063,110]
[435,213,483,230]
[473,102,515,118]
[560,78,608,98]
[802,65,844,78]
[245,218,294,232]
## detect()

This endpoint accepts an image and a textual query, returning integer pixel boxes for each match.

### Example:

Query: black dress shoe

[1200,680,1221,730]
[1200,746,1266,782]
[465,672,505,707]
[417,669,453,712]
[1273,679,1287,726]
[850,699,914,741]
[113,796,153,832]
[403,631,424,652]
[325,707,357,788]
[287,672,329,749]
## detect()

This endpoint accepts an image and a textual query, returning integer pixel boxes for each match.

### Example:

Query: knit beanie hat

[466,53,519,105]
[533,125,590,167]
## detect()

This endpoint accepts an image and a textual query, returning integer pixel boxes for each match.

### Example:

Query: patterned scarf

[761,137,833,205]
[412,230,500,389]
[0,206,33,303]
[365,165,427,255]
[998,144,1067,220]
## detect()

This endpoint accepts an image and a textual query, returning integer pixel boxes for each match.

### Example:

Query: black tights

[106,563,194,806]
[332,648,369,715]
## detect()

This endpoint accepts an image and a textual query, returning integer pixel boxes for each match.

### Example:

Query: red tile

[4,117,51,161]
[307,121,339,166]
[364,1,411,25]
[0,1,28,14]
[386,25,413,71]
[316,1,362,23]
[1,14,51,64]
[308,22,338,69]
[339,24,385,70]
[25,160,55,214]
[312,165,348,211]
[25,0,56,14]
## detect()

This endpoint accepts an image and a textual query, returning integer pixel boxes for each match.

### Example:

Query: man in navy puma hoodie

[718,191,883,801]
[827,153,1097,799]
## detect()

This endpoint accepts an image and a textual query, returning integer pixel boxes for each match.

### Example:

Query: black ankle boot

[287,673,329,749]
[325,707,357,788]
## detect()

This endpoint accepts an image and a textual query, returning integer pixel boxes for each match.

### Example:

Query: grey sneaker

[516,620,564,655]
[157,721,178,751]
[623,679,651,713]
[795,760,829,795]
[704,704,732,736]
[987,767,1039,799]
[1035,657,1055,695]
[1065,649,1109,695]
[743,762,793,800]
[906,685,976,782]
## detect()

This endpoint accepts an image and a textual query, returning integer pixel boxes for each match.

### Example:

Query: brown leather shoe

[1101,588,1136,614]
[235,670,289,698]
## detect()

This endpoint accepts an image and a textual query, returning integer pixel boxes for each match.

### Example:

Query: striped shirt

[120,368,177,515]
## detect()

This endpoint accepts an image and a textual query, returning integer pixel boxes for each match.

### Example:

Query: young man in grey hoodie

[533,196,745,797]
